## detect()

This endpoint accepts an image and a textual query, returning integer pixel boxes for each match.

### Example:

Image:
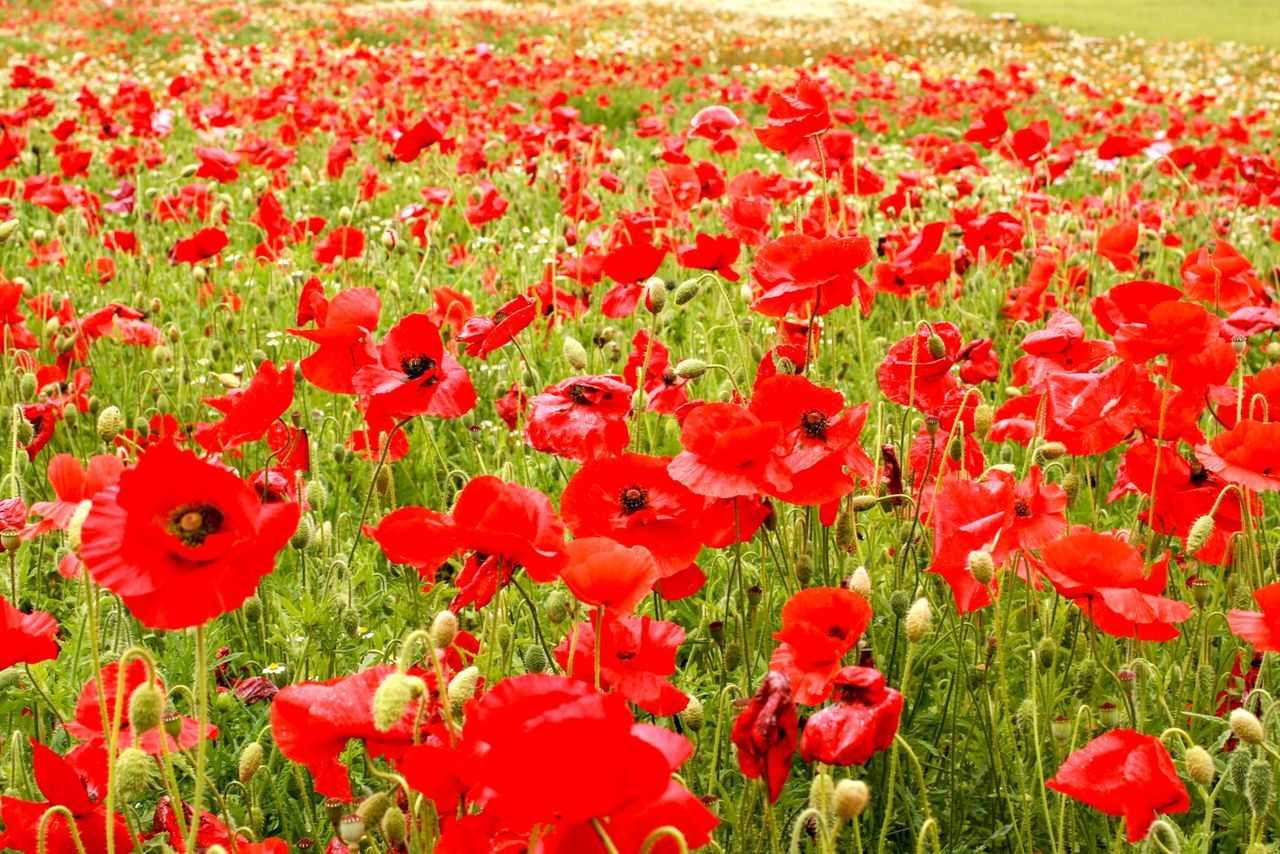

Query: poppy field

[3,0,1280,851]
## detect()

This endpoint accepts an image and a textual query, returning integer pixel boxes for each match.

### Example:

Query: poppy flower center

[400,354,438,381]
[826,624,848,640]
[1014,499,1031,517]
[567,383,593,404]
[168,504,224,547]
[619,485,648,514]
[801,410,829,438]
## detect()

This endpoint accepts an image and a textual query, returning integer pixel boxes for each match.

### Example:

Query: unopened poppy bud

[67,499,93,550]
[447,666,480,711]
[207,846,229,854]
[1231,708,1266,745]
[1061,471,1080,503]
[848,566,872,598]
[180,163,199,178]
[115,746,154,801]
[926,334,946,359]
[496,624,513,650]
[339,814,366,844]
[674,358,707,379]
[372,672,424,732]
[523,644,548,673]
[546,589,570,623]
[905,598,931,642]
[338,206,353,224]
[374,464,393,496]
[1229,748,1251,795]
[974,403,993,437]
[381,228,398,251]
[431,610,459,649]
[0,219,19,244]
[850,494,879,512]
[673,280,700,305]
[835,504,857,552]
[96,406,123,443]
[1186,515,1215,554]
[948,434,963,462]
[16,415,34,445]
[1149,820,1181,853]
[305,480,327,510]
[1035,441,1067,462]
[239,741,263,784]
[809,774,834,815]
[723,641,743,671]
[381,805,407,846]
[242,596,263,623]
[563,336,589,371]
[679,695,704,732]
[967,550,995,586]
[1267,341,1280,361]
[1247,759,1272,816]
[290,515,314,550]
[832,779,870,820]
[128,680,164,733]
[795,553,813,584]
[1185,745,1214,787]
[889,589,911,618]
[18,372,36,399]
[645,278,667,313]
[357,792,390,826]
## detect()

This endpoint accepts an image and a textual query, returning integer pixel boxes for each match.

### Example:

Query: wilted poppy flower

[524,374,632,464]
[288,281,380,395]
[353,313,476,420]
[1039,528,1191,641]
[25,453,123,538]
[65,660,215,755]
[753,78,830,153]
[1228,582,1280,652]
[0,740,131,854]
[750,233,874,318]
[555,615,689,715]
[668,402,781,499]
[1046,729,1189,842]
[770,587,873,703]
[79,441,300,630]
[559,537,659,615]
[561,453,704,575]
[731,671,798,802]
[800,666,903,765]
[1195,419,1280,492]
[457,294,535,358]
[194,359,294,452]
[0,594,58,671]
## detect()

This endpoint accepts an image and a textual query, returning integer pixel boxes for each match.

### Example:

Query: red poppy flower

[1039,528,1191,641]
[194,359,294,452]
[464,179,509,226]
[554,615,689,716]
[288,281,380,395]
[1228,582,1280,652]
[689,105,742,151]
[524,374,632,464]
[668,402,782,499]
[877,322,963,417]
[65,660,215,755]
[392,112,448,162]
[753,78,830,153]
[963,107,1007,147]
[168,227,228,264]
[800,666,903,766]
[731,671,798,802]
[1037,361,1145,456]
[676,232,741,280]
[457,294,535,359]
[1214,365,1280,428]
[770,587,873,704]
[1046,729,1189,842]
[750,233,874,318]
[1012,309,1114,388]
[872,222,953,299]
[1195,419,1280,492]
[79,441,300,630]
[561,453,704,575]
[559,537,659,615]
[1112,299,1236,390]
[0,740,131,854]
[353,313,476,420]
[22,453,122,538]
[1181,239,1266,311]
[149,794,250,852]
[624,329,690,416]
[0,594,58,671]
[193,146,240,183]
[314,225,365,266]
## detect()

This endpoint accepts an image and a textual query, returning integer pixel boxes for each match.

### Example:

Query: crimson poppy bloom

[1195,419,1280,492]
[731,671,798,802]
[676,232,741,280]
[79,441,300,630]
[313,225,365,266]
[524,374,632,464]
[193,146,240,183]
[753,78,830,153]
[0,740,131,854]
[1046,729,1189,842]
[0,594,58,671]
[392,112,449,162]
[554,615,689,716]
[877,321,965,417]
[1228,581,1280,652]
[149,795,250,852]
[559,537,659,615]
[668,402,782,499]
[750,233,874,318]
[624,330,690,416]
[457,294,535,358]
[65,660,215,755]
[168,227,228,264]
[770,587,873,704]
[800,666,903,766]
[1181,239,1265,310]
[1012,309,1113,388]
[22,453,122,539]
[288,281,380,395]
[560,453,704,576]
[1039,528,1191,642]
[1112,299,1236,390]
[194,359,294,452]
[353,313,476,420]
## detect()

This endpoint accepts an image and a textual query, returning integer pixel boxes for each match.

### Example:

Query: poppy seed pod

[239,741,263,784]
[128,680,165,733]
[1185,745,1214,787]
[371,672,424,732]
[832,779,870,820]
[339,814,366,844]
[115,747,154,801]
[905,598,932,642]
[1231,708,1266,745]
[967,550,995,586]
[324,798,346,826]
[563,336,588,371]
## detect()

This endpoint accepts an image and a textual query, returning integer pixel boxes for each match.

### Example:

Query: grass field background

[951,0,1280,46]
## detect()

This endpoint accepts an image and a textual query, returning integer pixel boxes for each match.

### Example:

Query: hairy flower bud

[673,280,700,305]
[905,598,932,643]
[115,747,154,801]
[447,666,481,712]
[357,792,390,827]
[1247,759,1273,816]
[832,779,870,820]
[926,334,946,359]
[1185,745,1214,788]
[1231,708,1266,746]
[371,672,424,732]
[679,695,704,732]
[848,566,872,598]
[381,805,407,845]
[674,358,708,379]
[239,742,264,784]
[523,644,548,674]
[563,336,589,371]
[431,610,459,649]
[967,550,995,586]
[128,680,165,734]
[1186,515,1215,555]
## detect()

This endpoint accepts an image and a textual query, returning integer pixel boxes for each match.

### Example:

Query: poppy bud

[375,464,393,496]
[948,434,963,462]
[673,280,700,305]
[339,814,366,844]
[239,742,263,784]
[675,358,708,379]
[357,792,390,826]
[546,589,570,623]
[848,566,871,598]
[1267,341,1280,361]
[207,847,229,854]
[1034,441,1067,463]
[926,334,946,359]
[128,680,165,734]
[809,774,834,815]
[523,644,548,674]
[18,372,36,399]
[835,504,857,551]
[723,641,743,671]
[1247,759,1272,816]
[96,406,123,443]
[905,598,931,643]
[15,415,34,445]
[496,624,513,650]
[645,278,667,313]
[967,550,995,586]
[290,515,314,550]
[1185,745,1214,787]
[832,779,870,820]
[381,805,407,846]
[1149,820,1181,853]
[0,218,19,244]
[381,228,398,251]
[67,499,93,550]
[563,336,589,371]
[1231,708,1266,745]
[431,610,459,649]
[115,746,154,801]
[1061,471,1080,504]
[372,672,424,732]
[305,480,328,511]
[795,553,813,584]
[679,695,704,732]
[338,206,353,224]
[242,596,263,623]
[974,403,993,437]
[447,666,480,712]
[1186,515,1214,554]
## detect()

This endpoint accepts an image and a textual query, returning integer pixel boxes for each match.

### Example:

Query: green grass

[951,0,1280,46]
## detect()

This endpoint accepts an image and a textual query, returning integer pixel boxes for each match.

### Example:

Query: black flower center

[826,624,848,640]
[1014,499,1031,517]
[168,504,224,547]
[400,354,438,381]
[802,409,828,438]
[568,383,603,404]
[620,486,648,515]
